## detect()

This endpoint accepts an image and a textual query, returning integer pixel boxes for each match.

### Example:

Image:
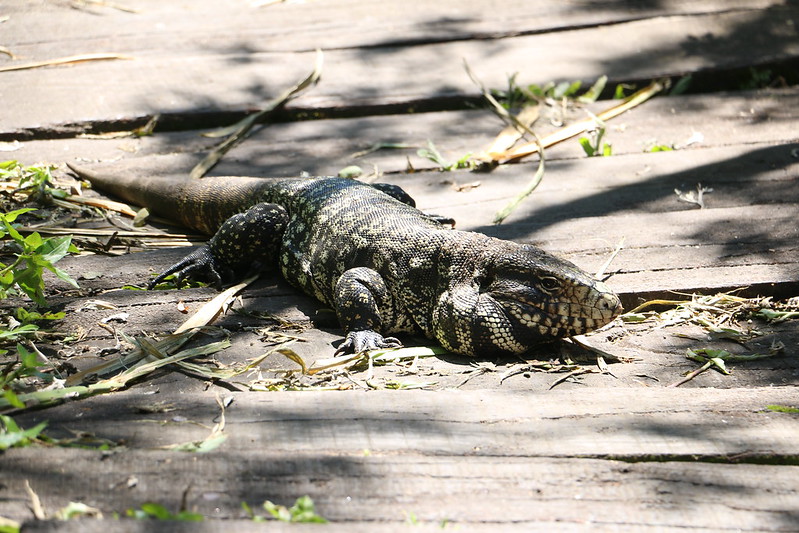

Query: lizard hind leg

[333,267,403,354]
[150,202,288,289]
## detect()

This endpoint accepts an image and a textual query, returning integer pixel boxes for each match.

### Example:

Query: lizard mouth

[472,290,620,355]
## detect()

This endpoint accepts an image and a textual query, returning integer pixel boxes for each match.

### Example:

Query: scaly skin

[68,164,623,357]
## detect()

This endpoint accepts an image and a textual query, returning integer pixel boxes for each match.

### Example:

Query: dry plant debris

[0,53,132,73]
[621,292,797,387]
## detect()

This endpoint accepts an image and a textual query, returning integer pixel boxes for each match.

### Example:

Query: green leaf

[1,217,24,244]
[263,501,291,522]
[0,415,47,449]
[578,137,595,157]
[0,208,36,224]
[173,511,204,522]
[12,265,46,306]
[48,264,79,289]
[289,495,328,524]
[0,269,13,287]
[17,344,40,370]
[577,75,607,103]
[0,324,39,341]
[553,80,581,99]
[36,235,73,263]
[649,144,673,153]
[23,232,42,251]
[3,389,25,409]
[139,503,173,520]
[613,83,635,99]
[766,404,799,414]
[670,75,692,96]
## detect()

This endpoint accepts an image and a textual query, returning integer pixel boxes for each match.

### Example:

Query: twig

[595,237,625,279]
[191,49,323,179]
[549,368,593,390]
[0,53,132,73]
[667,360,712,388]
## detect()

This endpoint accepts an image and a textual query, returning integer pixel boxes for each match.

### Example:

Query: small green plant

[579,120,612,157]
[648,144,674,153]
[493,74,609,109]
[125,503,204,522]
[243,496,327,523]
[766,404,799,414]
[417,141,473,171]
[740,67,775,90]
[0,343,49,408]
[0,208,79,306]
[613,83,636,99]
[0,160,67,205]
[0,413,47,449]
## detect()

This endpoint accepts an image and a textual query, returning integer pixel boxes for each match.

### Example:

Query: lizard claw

[335,331,403,355]
[149,247,225,289]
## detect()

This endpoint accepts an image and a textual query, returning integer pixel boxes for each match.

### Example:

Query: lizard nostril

[599,293,622,313]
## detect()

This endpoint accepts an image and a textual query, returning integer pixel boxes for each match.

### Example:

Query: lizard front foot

[335,331,403,355]
[149,246,227,289]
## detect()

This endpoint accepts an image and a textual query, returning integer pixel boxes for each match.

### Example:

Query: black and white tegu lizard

[68,164,622,357]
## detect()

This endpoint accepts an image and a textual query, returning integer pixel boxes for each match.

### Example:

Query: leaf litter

[619,292,798,387]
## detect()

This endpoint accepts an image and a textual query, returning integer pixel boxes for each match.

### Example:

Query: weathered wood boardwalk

[1,1,798,531]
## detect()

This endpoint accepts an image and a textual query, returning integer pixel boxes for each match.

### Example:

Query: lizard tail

[67,163,270,235]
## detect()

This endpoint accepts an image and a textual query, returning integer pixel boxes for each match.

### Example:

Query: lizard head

[432,241,622,357]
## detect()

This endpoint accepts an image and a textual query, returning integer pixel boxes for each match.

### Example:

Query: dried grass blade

[174,274,259,333]
[25,481,46,520]
[484,104,540,155]
[549,368,593,390]
[0,46,16,60]
[116,339,232,384]
[277,347,308,374]
[57,194,139,217]
[0,53,132,73]
[308,352,365,374]
[370,345,448,362]
[667,360,712,388]
[493,79,665,162]
[493,141,545,224]
[113,340,228,384]
[191,49,323,179]
[19,225,194,241]
[595,238,625,279]
[63,329,195,387]
[64,275,257,387]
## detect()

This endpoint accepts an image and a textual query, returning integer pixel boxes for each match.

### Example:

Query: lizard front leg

[150,203,288,288]
[333,267,403,354]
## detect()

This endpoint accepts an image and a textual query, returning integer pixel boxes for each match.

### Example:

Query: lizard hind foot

[148,246,226,290]
[335,331,403,355]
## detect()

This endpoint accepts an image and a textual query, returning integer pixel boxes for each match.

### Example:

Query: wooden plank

[2,1,779,57]
[2,5,798,136]
[8,86,799,175]
[13,387,799,456]
[3,388,798,529]
[4,454,799,531]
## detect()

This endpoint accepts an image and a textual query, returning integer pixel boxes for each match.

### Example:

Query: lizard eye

[539,276,562,294]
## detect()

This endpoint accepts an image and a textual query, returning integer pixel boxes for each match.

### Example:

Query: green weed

[243,496,328,523]
[126,503,204,522]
